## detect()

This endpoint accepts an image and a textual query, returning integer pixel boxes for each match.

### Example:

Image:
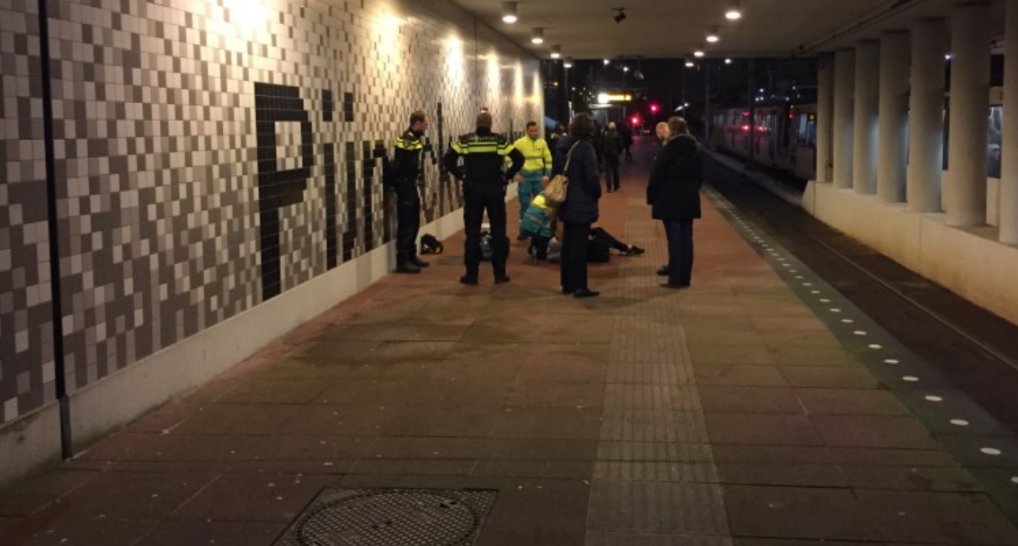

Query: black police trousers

[463,183,508,279]
[395,179,420,264]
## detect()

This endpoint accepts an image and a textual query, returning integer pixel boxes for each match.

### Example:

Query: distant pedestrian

[647,117,703,289]
[620,122,634,162]
[554,113,602,298]
[602,122,623,192]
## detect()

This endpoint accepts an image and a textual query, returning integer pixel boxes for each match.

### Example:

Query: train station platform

[3,143,1018,546]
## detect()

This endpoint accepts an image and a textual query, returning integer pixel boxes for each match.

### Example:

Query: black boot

[411,257,429,268]
[396,262,422,274]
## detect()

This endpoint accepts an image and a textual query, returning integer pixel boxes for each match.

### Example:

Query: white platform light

[531,27,544,45]
[501,2,517,24]
[726,0,742,20]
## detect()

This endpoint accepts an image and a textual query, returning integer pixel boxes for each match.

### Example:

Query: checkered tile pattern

[0,0,56,424]
[0,0,542,418]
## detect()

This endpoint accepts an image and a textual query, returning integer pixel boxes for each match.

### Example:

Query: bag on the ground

[479,229,509,262]
[419,233,443,255]
[544,142,580,204]
[587,236,611,263]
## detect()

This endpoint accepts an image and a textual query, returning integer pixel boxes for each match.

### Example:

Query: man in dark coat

[553,113,602,298]
[602,122,624,192]
[647,117,702,289]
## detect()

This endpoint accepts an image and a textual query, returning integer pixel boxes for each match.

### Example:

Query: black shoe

[396,262,422,274]
[494,274,511,285]
[573,288,600,299]
[562,287,575,295]
[660,283,690,290]
[517,233,529,241]
[460,275,478,286]
[656,266,669,276]
[622,246,645,256]
[411,257,429,268]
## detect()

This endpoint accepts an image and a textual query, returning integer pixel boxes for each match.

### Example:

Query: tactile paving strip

[274,488,496,546]
[702,184,1018,522]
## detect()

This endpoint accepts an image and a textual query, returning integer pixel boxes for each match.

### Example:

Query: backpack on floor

[587,237,611,263]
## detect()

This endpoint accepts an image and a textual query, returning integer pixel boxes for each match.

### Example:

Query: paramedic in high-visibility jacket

[512,121,553,240]
[443,112,525,286]
[386,111,429,273]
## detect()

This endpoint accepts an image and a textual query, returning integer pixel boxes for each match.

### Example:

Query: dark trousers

[590,227,627,252]
[395,180,420,264]
[464,184,508,279]
[561,222,591,292]
[663,220,694,286]
[624,145,633,162]
[605,157,620,191]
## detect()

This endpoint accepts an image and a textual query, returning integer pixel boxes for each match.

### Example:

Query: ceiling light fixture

[531,27,544,45]
[694,47,705,58]
[603,58,611,66]
[725,0,742,21]
[501,2,518,24]
[564,57,574,68]
[685,58,695,68]
[724,57,733,64]
[551,45,562,59]
[614,8,627,24]
[706,26,720,43]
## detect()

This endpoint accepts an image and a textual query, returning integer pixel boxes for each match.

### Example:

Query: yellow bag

[543,142,580,205]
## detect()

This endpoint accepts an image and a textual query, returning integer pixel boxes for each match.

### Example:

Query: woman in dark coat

[647,117,702,289]
[553,113,602,298]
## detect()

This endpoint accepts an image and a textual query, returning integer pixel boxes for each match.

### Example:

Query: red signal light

[649,103,660,114]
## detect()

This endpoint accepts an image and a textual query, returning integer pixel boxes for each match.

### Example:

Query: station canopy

[452,0,1007,59]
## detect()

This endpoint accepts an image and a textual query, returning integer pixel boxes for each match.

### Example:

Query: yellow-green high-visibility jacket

[512,136,553,175]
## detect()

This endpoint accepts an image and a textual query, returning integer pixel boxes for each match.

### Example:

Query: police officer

[512,121,553,240]
[443,112,525,285]
[386,111,429,273]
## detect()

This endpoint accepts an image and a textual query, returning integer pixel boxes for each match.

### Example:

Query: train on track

[708,88,1003,182]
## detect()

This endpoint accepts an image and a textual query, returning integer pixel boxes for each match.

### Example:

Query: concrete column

[1001,0,1018,243]
[853,41,880,194]
[878,31,910,203]
[816,53,835,183]
[946,2,991,226]
[906,18,947,213]
[833,49,856,189]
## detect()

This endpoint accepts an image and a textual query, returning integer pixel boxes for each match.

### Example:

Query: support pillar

[906,18,947,213]
[878,31,910,203]
[1001,0,1018,242]
[833,49,855,189]
[816,53,835,183]
[853,41,880,194]
[946,2,991,226]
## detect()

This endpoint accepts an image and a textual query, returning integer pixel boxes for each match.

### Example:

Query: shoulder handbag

[543,142,580,205]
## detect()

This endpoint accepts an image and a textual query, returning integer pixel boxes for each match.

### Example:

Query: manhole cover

[274,488,497,546]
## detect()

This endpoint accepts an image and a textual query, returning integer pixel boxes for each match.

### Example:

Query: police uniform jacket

[443,127,525,186]
[386,129,424,186]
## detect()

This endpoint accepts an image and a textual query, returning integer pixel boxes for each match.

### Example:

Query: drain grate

[274,488,497,546]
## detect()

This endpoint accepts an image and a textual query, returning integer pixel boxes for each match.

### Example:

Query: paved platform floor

[2,144,1018,545]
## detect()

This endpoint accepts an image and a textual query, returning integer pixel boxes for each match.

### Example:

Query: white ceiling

[450,0,1006,59]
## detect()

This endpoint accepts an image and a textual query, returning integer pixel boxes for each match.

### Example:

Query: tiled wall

[0,0,542,427]
[1,0,56,424]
